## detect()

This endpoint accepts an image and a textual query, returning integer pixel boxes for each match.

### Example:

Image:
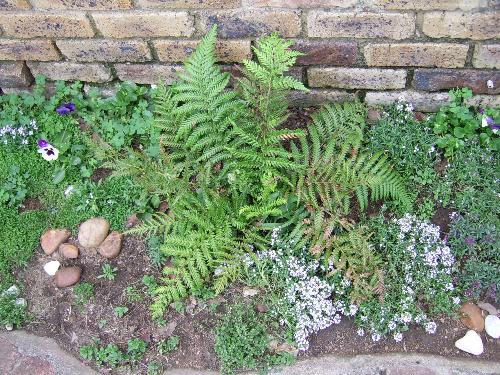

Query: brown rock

[414,112,428,122]
[256,303,269,313]
[366,109,382,123]
[125,213,140,228]
[78,218,110,249]
[55,267,81,288]
[459,302,485,332]
[59,243,79,259]
[98,231,123,259]
[40,229,71,255]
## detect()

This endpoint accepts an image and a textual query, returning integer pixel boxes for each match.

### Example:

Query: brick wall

[0,0,499,110]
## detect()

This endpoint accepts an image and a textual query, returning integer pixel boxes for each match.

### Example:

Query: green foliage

[0,286,28,328]
[147,361,163,375]
[215,303,293,375]
[432,88,499,157]
[0,166,29,208]
[80,338,147,367]
[114,306,129,318]
[147,235,167,268]
[158,335,180,355]
[97,264,118,281]
[73,282,95,307]
[124,286,143,303]
[127,338,148,362]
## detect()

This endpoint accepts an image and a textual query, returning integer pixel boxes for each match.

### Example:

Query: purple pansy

[37,139,49,148]
[478,108,485,114]
[56,102,76,115]
[36,138,59,161]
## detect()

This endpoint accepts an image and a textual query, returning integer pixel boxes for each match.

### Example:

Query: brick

[294,40,357,66]
[221,65,303,87]
[289,89,356,107]
[27,62,112,83]
[467,95,500,108]
[114,64,183,84]
[30,0,132,9]
[199,10,301,38]
[473,45,500,69]
[57,40,151,62]
[308,67,406,90]
[92,11,194,38]
[0,62,33,87]
[368,0,487,10]
[137,0,240,8]
[365,90,450,112]
[413,69,500,94]
[307,11,415,39]
[154,39,251,63]
[364,43,468,68]
[243,0,356,7]
[0,39,59,61]
[0,12,94,38]
[422,11,499,40]
[0,0,30,9]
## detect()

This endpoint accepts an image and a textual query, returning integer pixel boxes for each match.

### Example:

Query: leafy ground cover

[1,26,499,374]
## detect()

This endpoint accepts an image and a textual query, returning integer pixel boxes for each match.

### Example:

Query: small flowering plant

[355,214,460,342]
[36,139,59,161]
[56,102,76,116]
[0,119,39,146]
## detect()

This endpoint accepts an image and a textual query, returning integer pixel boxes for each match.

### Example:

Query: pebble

[15,298,26,306]
[459,302,485,332]
[98,231,123,259]
[366,109,382,123]
[78,218,109,248]
[59,243,79,259]
[485,315,500,339]
[43,261,60,276]
[455,330,484,356]
[1,285,19,297]
[242,287,259,297]
[5,323,13,331]
[40,229,71,255]
[55,267,82,288]
[477,302,498,316]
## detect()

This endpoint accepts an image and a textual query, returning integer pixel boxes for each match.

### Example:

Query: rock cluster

[40,217,123,288]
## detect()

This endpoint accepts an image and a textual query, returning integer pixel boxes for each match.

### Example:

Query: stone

[459,302,485,332]
[126,214,140,228]
[386,366,437,375]
[367,109,382,123]
[78,218,109,249]
[307,11,415,39]
[43,261,60,276]
[364,90,450,112]
[256,303,269,313]
[477,302,499,316]
[59,243,78,259]
[308,67,406,90]
[30,0,133,9]
[5,323,13,331]
[57,40,151,63]
[244,0,356,6]
[27,62,113,84]
[0,12,94,38]
[92,11,194,38]
[485,315,500,339]
[414,112,428,122]
[1,285,19,297]
[369,0,486,10]
[0,62,33,88]
[294,40,357,66]
[276,342,299,357]
[242,287,259,297]
[0,40,60,61]
[137,0,240,7]
[289,90,356,107]
[114,64,182,85]
[40,229,71,255]
[454,330,484,356]
[98,231,123,259]
[0,0,30,9]
[14,298,26,306]
[473,45,500,69]
[55,267,81,288]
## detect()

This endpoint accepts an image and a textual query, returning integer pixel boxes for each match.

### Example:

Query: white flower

[452,296,460,305]
[425,321,437,334]
[394,332,403,342]
[151,84,157,89]
[37,145,59,161]
[357,328,365,336]
[487,79,494,89]
[482,117,489,128]
[64,185,75,197]
[371,333,381,342]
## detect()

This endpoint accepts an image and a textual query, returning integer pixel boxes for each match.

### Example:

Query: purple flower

[491,123,500,133]
[464,236,476,247]
[37,139,49,148]
[479,108,485,114]
[486,116,494,125]
[56,102,76,115]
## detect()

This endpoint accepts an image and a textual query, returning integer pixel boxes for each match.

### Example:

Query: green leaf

[52,168,66,184]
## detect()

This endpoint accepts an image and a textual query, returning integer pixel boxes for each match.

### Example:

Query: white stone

[1,285,19,297]
[485,315,500,339]
[242,287,259,297]
[455,330,484,356]
[14,298,26,306]
[43,260,61,276]
[5,323,13,331]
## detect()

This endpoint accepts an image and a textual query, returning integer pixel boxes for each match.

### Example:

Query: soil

[18,197,43,213]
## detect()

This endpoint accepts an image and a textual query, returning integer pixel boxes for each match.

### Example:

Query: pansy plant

[37,139,59,161]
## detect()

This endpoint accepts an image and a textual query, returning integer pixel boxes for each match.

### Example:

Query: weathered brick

[114,64,183,84]
[467,94,500,108]
[92,11,194,38]
[199,10,301,38]
[57,40,151,62]
[413,69,500,94]
[27,62,112,83]
[0,12,94,38]
[422,11,499,40]
[368,0,487,10]
[364,43,468,68]
[0,39,59,61]
[30,0,133,9]
[0,0,30,9]
[307,11,415,39]
[154,39,251,63]
[0,62,33,87]
[243,0,356,7]
[137,0,240,8]
[365,90,450,112]
[473,45,500,69]
[289,89,356,107]
[221,65,303,87]
[308,67,406,90]
[294,40,357,66]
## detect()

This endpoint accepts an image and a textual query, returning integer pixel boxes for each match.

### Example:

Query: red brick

[0,61,33,87]
[413,69,500,94]
[294,40,357,66]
